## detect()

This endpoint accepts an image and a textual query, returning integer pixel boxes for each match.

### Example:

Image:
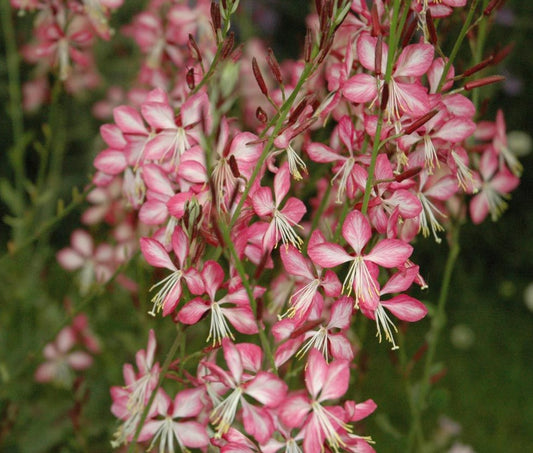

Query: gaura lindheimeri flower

[279,239,341,321]
[211,117,263,210]
[279,348,354,453]
[309,210,413,308]
[469,149,520,224]
[343,32,434,124]
[137,387,209,452]
[359,266,428,350]
[178,261,262,346]
[142,90,210,168]
[56,229,114,294]
[202,339,287,443]
[306,115,368,203]
[110,329,160,447]
[140,225,203,317]
[252,162,306,252]
[34,314,99,387]
[273,296,354,368]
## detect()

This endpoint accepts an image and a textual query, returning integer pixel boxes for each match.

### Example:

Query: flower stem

[361,0,407,215]
[1,0,26,242]
[407,225,461,451]
[437,0,480,93]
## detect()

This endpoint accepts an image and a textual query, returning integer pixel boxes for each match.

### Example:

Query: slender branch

[407,225,461,451]
[437,0,480,92]
[1,0,26,237]
[0,185,93,264]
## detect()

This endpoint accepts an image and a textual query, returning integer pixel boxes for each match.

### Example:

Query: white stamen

[148,270,182,316]
[211,387,243,437]
[374,304,399,350]
[207,302,235,346]
[273,209,304,249]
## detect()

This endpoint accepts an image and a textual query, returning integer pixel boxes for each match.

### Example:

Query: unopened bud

[304,28,313,62]
[267,48,283,84]
[188,34,202,63]
[315,0,322,16]
[463,55,494,77]
[371,2,381,37]
[228,154,240,178]
[412,342,428,363]
[319,1,330,35]
[380,82,389,111]
[210,1,221,31]
[403,110,438,135]
[484,0,504,16]
[186,68,195,90]
[252,57,268,96]
[394,166,422,182]
[426,10,437,45]
[256,106,267,123]
[375,36,383,76]
[288,96,310,125]
[221,31,235,59]
[400,13,416,47]
[464,75,505,91]
[491,42,514,66]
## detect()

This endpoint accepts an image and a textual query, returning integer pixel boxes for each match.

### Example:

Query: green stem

[471,0,491,110]
[361,0,405,215]
[217,217,277,372]
[407,226,461,452]
[229,60,317,227]
[1,0,24,165]
[0,185,92,264]
[437,0,480,92]
[1,0,26,240]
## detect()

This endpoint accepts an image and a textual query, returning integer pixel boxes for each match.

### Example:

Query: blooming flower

[111,329,160,447]
[140,225,203,316]
[252,163,306,252]
[138,388,209,452]
[203,339,287,443]
[309,210,413,309]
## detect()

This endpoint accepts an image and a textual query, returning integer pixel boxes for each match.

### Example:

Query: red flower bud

[252,57,268,96]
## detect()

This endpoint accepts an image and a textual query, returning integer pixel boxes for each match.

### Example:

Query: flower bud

[252,57,268,96]
[464,75,505,91]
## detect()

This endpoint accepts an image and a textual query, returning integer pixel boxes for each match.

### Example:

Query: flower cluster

[25,0,521,451]
[10,0,123,108]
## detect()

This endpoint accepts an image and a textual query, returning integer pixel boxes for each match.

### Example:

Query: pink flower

[273,296,355,367]
[309,210,413,309]
[306,116,368,203]
[56,229,114,294]
[211,118,263,210]
[278,348,352,453]
[138,388,209,452]
[111,329,161,447]
[360,266,428,350]
[470,149,520,224]
[140,225,203,316]
[142,90,210,167]
[344,32,433,121]
[178,261,261,346]
[203,339,287,443]
[279,240,341,321]
[34,315,97,387]
[252,163,306,252]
